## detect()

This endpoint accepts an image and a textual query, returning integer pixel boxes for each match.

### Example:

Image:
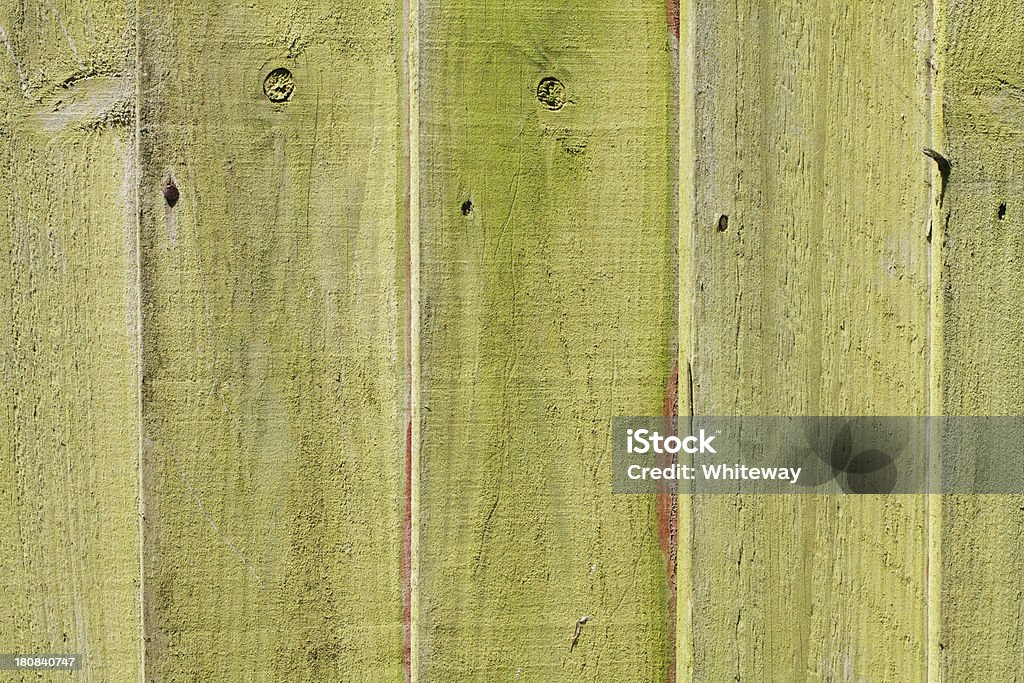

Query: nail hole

[461,199,473,216]
[717,214,728,232]
[163,180,179,207]
[263,67,295,103]
[536,77,566,111]
[999,202,1007,220]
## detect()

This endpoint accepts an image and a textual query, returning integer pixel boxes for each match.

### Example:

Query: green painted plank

[137,3,407,679]
[0,2,142,681]
[685,1,930,679]
[939,0,1024,677]
[416,2,678,679]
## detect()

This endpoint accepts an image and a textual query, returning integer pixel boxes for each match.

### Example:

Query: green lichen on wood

[138,2,407,680]
[0,2,142,681]
[7,0,1024,680]
[685,1,931,679]
[417,1,677,679]
[939,0,1024,678]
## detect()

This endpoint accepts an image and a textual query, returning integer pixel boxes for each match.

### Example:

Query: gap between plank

[403,0,422,678]
[925,0,946,679]
[132,0,147,677]
[676,0,697,677]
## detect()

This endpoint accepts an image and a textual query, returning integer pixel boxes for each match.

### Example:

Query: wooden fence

[1,0,1021,680]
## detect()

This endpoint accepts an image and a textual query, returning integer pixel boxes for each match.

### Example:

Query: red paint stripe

[402,417,413,682]
[401,158,413,680]
[661,3,681,672]
[666,0,680,39]
[657,361,679,682]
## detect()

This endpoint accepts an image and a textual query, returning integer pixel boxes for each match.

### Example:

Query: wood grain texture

[0,2,142,681]
[686,1,931,679]
[137,2,407,679]
[416,1,678,679]
[8,1,1024,680]
[939,0,1024,677]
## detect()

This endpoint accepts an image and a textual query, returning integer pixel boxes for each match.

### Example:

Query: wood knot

[263,67,295,103]
[536,77,566,110]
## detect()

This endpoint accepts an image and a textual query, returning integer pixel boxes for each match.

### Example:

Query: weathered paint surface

[5,0,1024,680]
[137,2,406,680]
[684,1,931,680]
[940,0,1024,678]
[416,1,678,679]
[0,2,142,681]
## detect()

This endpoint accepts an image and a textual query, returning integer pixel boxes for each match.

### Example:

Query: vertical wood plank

[138,3,407,679]
[0,2,142,680]
[687,2,931,679]
[416,2,678,679]
[939,0,1024,677]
